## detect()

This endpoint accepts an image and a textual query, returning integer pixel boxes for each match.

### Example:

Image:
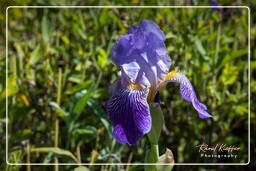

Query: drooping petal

[111,20,171,88]
[165,72,212,119]
[106,88,151,145]
[109,75,129,95]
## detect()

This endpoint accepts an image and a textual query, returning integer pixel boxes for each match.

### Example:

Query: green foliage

[31,147,78,162]
[0,0,254,171]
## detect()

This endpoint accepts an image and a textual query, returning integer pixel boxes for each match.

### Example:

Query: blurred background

[0,0,255,171]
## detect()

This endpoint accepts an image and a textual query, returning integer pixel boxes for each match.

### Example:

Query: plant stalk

[26,142,31,171]
[76,146,81,165]
[145,143,159,171]
[54,68,62,171]
[151,144,159,162]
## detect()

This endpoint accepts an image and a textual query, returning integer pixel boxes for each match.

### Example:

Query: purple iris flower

[210,0,221,11]
[106,20,212,145]
[210,0,219,6]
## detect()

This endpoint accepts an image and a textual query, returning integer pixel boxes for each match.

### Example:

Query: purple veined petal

[109,74,130,95]
[112,124,129,144]
[106,88,151,145]
[191,97,211,119]
[166,72,212,119]
[119,46,170,88]
[135,71,151,87]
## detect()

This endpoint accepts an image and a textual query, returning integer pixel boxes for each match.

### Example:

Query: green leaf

[7,150,24,170]
[72,89,92,115]
[220,64,238,85]
[87,99,111,136]
[97,49,107,68]
[29,45,43,65]
[49,101,69,120]
[195,38,205,55]
[194,38,209,60]
[147,103,164,145]
[99,9,109,25]
[66,80,93,94]
[30,147,77,162]
[220,49,247,66]
[43,152,54,163]
[77,28,87,40]
[251,61,256,70]
[128,165,144,171]
[1,75,19,99]
[144,144,159,171]
[61,35,70,45]
[15,129,33,139]
[235,104,247,116]
[74,166,90,171]
[8,149,25,164]
[74,126,97,135]
[42,16,51,43]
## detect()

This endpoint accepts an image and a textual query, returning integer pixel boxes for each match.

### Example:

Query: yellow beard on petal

[129,83,143,90]
[128,71,179,103]
[164,70,179,81]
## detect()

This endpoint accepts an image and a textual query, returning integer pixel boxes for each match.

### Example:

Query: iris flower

[106,20,212,145]
[210,0,219,6]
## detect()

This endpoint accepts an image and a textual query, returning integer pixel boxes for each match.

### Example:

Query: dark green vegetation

[0,0,255,171]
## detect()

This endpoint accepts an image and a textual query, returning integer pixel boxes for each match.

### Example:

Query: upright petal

[111,20,171,88]
[127,20,165,41]
[111,34,134,65]
[106,88,151,145]
[140,20,166,41]
[164,72,212,119]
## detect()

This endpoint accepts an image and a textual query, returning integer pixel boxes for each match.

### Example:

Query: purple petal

[112,124,128,144]
[166,73,212,119]
[106,88,151,145]
[210,0,221,11]
[111,34,134,65]
[109,75,129,95]
[111,20,171,88]
[211,0,219,6]
[140,20,166,41]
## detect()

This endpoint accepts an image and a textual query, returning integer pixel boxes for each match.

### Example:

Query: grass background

[0,0,255,170]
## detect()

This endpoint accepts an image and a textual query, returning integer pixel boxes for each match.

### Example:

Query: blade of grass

[30,147,78,162]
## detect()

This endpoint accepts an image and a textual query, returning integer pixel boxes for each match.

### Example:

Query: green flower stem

[145,144,159,171]
[150,144,159,162]
[145,103,164,171]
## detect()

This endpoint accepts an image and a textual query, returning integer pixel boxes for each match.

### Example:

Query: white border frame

[6,6,250,166]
